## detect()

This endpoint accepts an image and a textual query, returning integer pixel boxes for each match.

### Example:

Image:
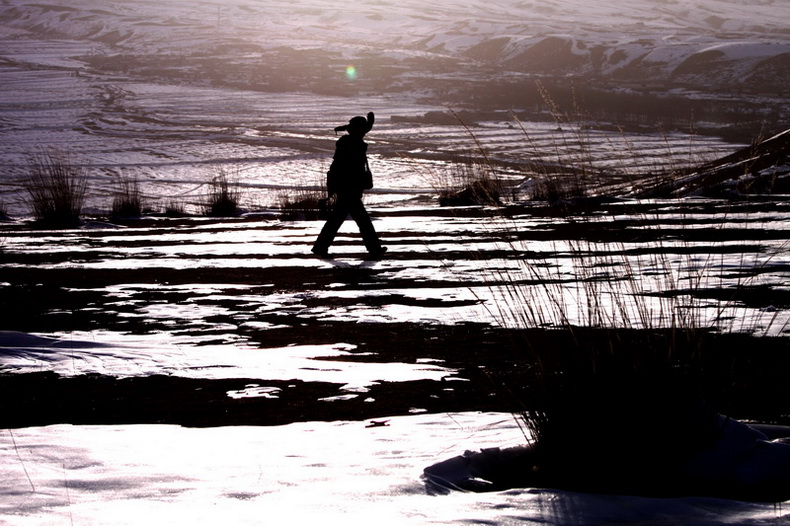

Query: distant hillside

[0,0,787,136]
[1,0,787,96]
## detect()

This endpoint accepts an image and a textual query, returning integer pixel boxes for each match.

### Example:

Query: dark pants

[313,194,382,254]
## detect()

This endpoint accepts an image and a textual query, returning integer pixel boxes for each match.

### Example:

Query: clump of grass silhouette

[437,155,501,206]
[163,199,188,217]
[110,174,143,220]
[276,174,327,218]
[468,119,790,497]
[509,81,716,203]
[203,169,242,217]
[509,83,605,202]
[432,111,502,207]
[24,151,88,228]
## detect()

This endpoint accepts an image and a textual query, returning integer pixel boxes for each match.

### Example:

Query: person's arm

[326,136,351,196]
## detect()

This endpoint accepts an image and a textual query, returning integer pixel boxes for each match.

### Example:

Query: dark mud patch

[0,371,508,429]
[2,325,789,429]
[1,198,789,432]
[657,284,790,310]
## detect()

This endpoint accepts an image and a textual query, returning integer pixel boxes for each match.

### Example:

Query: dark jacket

[327,135,368,197]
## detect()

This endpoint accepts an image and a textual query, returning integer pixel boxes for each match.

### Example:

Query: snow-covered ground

[1,0,787,83]
[1,1,789,524]
[1,203,789,523]
[3,413,788,526]
[3,0,786,216]
[0,61,742,216]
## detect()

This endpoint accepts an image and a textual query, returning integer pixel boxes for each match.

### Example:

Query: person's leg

[312,199,350,255]
[347,199,384,254]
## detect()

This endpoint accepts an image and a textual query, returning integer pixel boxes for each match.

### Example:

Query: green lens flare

[345,66,357,80]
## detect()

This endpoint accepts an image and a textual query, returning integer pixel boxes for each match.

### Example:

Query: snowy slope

[0,0,788,92]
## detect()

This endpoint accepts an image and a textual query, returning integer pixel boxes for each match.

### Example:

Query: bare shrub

[24,151,88,227]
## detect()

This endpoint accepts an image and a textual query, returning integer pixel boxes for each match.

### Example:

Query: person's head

[346,116,369,136]
[335,114,373,137]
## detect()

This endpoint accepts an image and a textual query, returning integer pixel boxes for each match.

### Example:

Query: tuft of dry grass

[418,110,504,207]
[203,169,242,217]
[163,199,188,217]
[24,151,88,228]
[437,156,501,206]
[276,184,326,215]
[110,174,143,220]
[473,194,790,497]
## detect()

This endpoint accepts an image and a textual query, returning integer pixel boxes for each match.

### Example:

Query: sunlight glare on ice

[0,331,452,387]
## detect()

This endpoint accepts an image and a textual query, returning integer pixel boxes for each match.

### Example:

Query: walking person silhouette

[312,111,387,259]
